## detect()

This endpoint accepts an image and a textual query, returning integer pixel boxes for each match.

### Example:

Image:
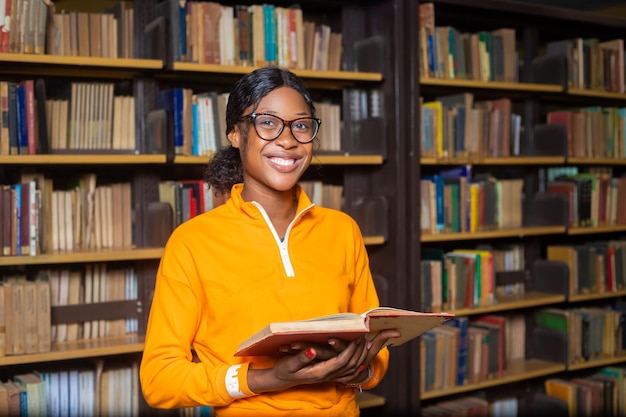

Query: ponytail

[204,146,243,196]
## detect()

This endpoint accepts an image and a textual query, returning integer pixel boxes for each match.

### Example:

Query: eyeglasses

[239,113,321,144]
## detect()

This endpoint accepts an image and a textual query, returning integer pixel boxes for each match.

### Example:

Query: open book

[235,307,454,357]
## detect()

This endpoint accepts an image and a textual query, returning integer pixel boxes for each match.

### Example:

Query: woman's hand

[247,329,400,393]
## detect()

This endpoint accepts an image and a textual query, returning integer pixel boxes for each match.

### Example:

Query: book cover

[235,307,454,357]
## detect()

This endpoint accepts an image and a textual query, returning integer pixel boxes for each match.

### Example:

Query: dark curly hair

[204,66,316,196]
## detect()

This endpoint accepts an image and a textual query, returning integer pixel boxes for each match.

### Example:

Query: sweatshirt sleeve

[347,219,390,390]
[140,238,255,408]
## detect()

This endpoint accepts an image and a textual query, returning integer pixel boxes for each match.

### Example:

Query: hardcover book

[235,307,454,357]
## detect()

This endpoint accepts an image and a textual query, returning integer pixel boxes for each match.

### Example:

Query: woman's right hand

[247,330,399,392]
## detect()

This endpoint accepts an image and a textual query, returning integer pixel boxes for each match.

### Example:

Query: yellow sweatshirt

[140,184,389,416]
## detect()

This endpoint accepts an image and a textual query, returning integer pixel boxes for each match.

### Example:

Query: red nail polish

[358,365,365,372]
[306,348,315,358]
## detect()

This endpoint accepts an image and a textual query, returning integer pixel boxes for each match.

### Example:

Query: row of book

[547,171,626,228]
[418,3,518,83]
[48,265,138,343]
[49,83,136,151]
[547,106,626,159]
[156,87,343,157]
[0,79,136,155]
[0,265,138,357]
[46,3,135,59]
[421,167,525,235]
[545,366,626,417]
[153,0,342,71]
[1,0,134,58]
[546,37,625,93]
[0,361,140,417]
[531,305,626,366]
[0,174,133,257]
[0,276,51,356]
[548,239,626,298]
[421,95,522,160]
[420,245,525,313]
[420,314,525,392]
[422,395,521,417]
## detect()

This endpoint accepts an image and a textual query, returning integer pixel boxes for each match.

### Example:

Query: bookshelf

[411,0,626,414]
[0,0,406,415]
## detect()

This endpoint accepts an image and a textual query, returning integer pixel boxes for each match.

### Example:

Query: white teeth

[270,157,295,166]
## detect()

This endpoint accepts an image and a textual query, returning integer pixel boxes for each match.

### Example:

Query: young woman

[140,66,399,416]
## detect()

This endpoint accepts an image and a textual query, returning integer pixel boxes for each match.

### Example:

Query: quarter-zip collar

[227,184,315,277]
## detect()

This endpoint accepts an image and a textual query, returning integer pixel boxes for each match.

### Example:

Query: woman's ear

[228,128,241,149]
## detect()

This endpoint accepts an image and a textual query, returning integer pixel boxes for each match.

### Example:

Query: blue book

[445,316,469,386]
[16,84,28,155]
[12,183,22,256]
[157,88,184,154]
[263,4,276,63]
[191,100,200,156]
[421,331,437,391]
[422,174,444,233]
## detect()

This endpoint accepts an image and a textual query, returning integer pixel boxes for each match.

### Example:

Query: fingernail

[306,348,315,358]
[358,365,366,372]
[291,344,301,350]
[328,339,336,346]
[366,341,373,350]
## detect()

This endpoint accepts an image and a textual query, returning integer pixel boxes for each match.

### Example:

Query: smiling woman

[139,66,399,417]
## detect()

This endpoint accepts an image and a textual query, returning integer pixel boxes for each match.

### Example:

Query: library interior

[1,0,626,415]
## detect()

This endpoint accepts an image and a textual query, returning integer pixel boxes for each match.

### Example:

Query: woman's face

[230,86,314,197]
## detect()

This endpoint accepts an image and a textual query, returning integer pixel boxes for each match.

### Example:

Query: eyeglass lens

[253,114,319,143]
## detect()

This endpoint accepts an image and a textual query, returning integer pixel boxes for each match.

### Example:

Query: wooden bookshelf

[419,77,562,92]
[0,248,164,266]
[356,392,386,409]
[172,62,382,81]
[421,226,566,242]
[175,154,385,165]
[567,355,626,372]
[363,236,386,246]
[420,156,566,165]
[569,289,626,303]
[567,157,626,165]
[567,88,626,101]
[0,154,167,164]
[0,335,145,366]
[568,225,626,235]
[0,53,163,78]
[446,292,566,317]
[420,359,566,400]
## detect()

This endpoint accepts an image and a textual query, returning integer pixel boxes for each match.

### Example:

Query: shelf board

[0,335,144,366]
[567,355,626,372]
[356,392,386,409]
[568,225,626,235]
[0,247,164,266]
[567,88,626,100]
[0,154,167,164]
[173,62,382,81]
[420,359,566,400]
[421,226,566,242]
[419,77,562,92]
[446,292,566,317]
[170,63,381,88]
[567,157,626,165]
[364,236,386,246]
[0,53,163,69]
[569,289,626,303]
[420,156,566,165]
[174,154,384,165]
[0,53,163,78]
